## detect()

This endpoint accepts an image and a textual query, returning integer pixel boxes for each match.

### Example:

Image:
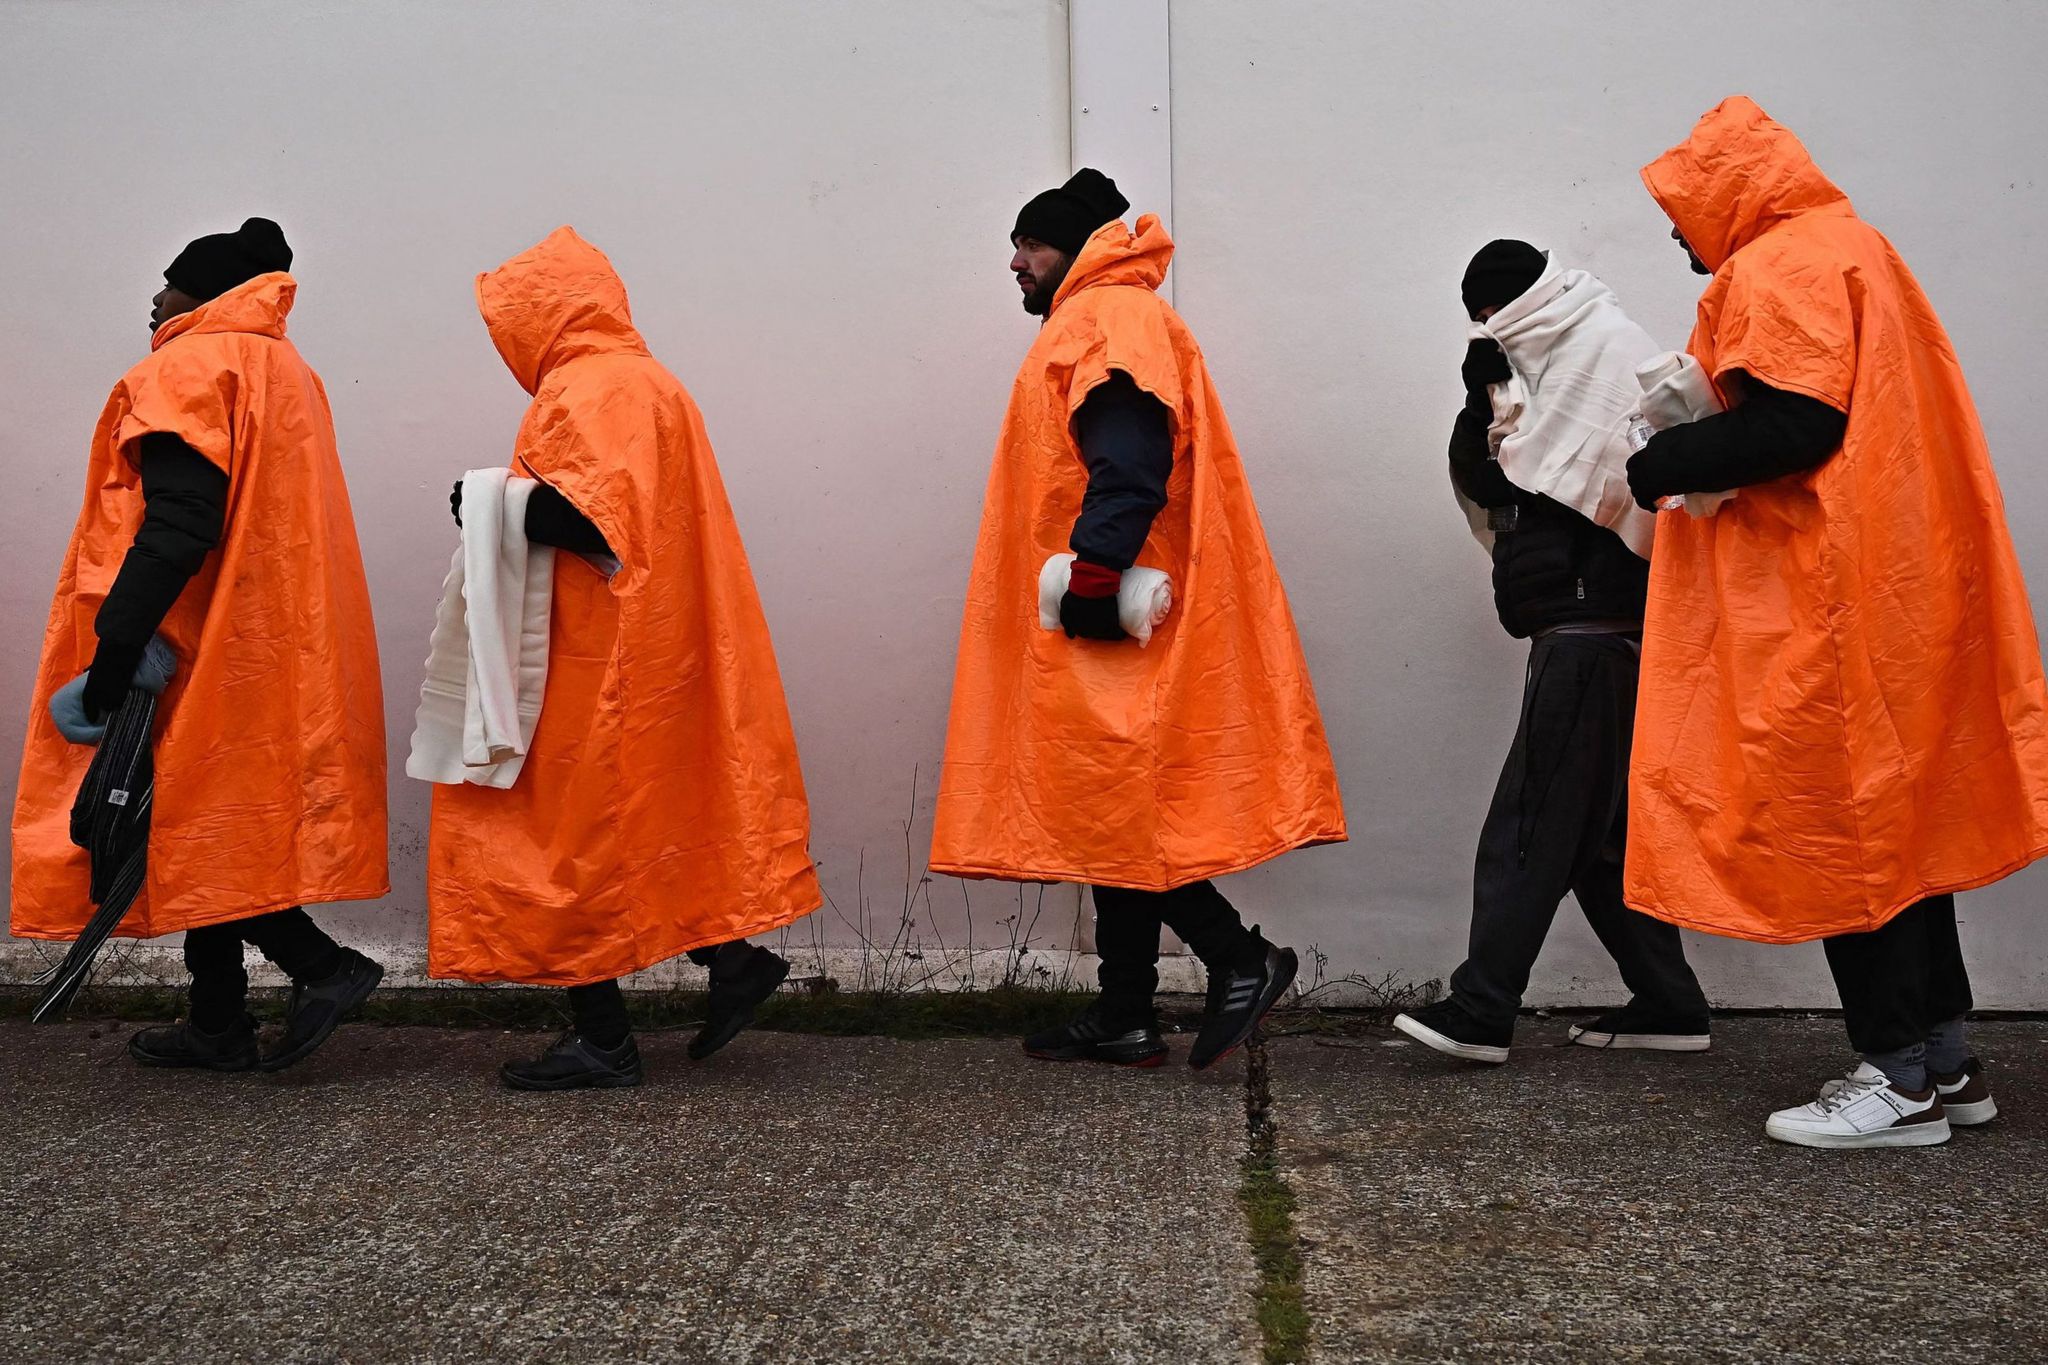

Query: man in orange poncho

[13,218,389,1072]
[432,228,822,1091]
[1626,98,2048,1148]
[932,171,1347,1070]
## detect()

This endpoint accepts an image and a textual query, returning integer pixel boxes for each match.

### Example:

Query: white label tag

[108,789,130,807]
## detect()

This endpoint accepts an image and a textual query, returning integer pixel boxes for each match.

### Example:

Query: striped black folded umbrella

[30,683,160,1023]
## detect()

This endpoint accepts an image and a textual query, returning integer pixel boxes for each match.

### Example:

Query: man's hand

[1059,590,1126,641]
[1448,408,1518,510]
[1461,337,1511,402]
[449,478,464,526]
[1060,558,1127,641]
[81,639,144,723]
[1626,427,1690,510]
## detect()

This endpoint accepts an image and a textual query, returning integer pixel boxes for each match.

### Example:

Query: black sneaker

[689,944,791,1061]
[500,1031,644,1091]
[258,948,384,1072]
[130,1014,259,1071]
[1567,1003,1712,1052]
[1187,930,1299,1071]
[1393,998,1511,1064]
[1023,1003,1167,1067]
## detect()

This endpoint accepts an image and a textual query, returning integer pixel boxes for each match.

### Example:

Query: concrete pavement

[3,1013,2045,1363]
[0,1024,1256,1364]
[1274,1016,2048,1364]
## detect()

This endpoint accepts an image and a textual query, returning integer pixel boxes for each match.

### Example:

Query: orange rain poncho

[1627,97,2048,943]
[427,228,820,986]
[12,275,389,939]
[930,216,1346,889]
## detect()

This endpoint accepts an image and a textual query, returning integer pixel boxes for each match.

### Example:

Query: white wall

[3,1,2043,1007]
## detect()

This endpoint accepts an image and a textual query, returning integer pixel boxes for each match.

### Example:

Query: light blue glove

[48,674,103,745]
[48,635,180,745]
[133,636,179,695]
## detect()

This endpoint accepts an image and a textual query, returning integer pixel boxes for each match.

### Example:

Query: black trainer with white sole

[1187,930,1298,1071]
[1393,999,1511,1064]
[1567,1004,1712,1053]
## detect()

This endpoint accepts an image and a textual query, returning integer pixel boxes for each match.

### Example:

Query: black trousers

[568,943,733,1044]
[185,908,344,1031]
[1093,881,1258,1021]
[1822,895,1973,1054]
[1448,633,1707,1031]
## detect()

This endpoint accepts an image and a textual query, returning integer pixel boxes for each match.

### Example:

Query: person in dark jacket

[1393,241,1711,1065]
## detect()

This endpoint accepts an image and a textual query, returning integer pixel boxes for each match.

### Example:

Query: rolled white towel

[406,470,554,788]
[1633,352,1735,519]
[1037,553,1174,647]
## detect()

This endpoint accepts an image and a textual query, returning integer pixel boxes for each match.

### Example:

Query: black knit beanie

[165,218,293,301]
[1012,169,1130,255]
[1460,239,1547,320]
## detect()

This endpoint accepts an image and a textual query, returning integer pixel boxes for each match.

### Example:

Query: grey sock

[1864,1043,1929,1093]
[1925,1016,1971,1075]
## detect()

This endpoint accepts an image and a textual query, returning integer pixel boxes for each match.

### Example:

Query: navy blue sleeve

[1069,370,1173,571]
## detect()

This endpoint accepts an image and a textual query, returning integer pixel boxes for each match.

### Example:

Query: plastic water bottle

[1626,413,1684,513]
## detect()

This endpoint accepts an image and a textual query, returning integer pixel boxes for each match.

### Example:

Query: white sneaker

[1932,1056,1998,1127]
[1764,1061,1950,1149]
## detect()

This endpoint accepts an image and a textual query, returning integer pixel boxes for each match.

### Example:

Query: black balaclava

[165,217,293,301]
[1460,239,1547,321]
[1012,168,1130,255]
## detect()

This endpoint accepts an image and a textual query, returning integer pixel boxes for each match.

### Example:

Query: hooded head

[1641,96,1852,274]
[1461,240,1548,320]
[1044,213,1174,317]
[476,226,648,395]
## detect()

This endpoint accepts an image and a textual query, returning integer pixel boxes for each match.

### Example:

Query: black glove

[449,478,464,527]
[1461,337,1511,403]
[1447,408,1518,510]
[82,639,144,722]
[1626,427,1692,511]
[1059,591,1127,641]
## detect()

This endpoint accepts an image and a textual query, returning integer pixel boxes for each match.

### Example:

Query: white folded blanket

[406,469,555,788]
[1633,352,1734,518]
[1472,256,1662,560]
[1037,554,1174,647]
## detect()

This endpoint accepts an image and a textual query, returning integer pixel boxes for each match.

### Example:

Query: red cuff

[1068,559,1122,598]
